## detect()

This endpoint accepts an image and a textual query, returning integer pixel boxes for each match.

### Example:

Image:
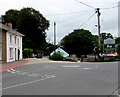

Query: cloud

[0,0,119,43]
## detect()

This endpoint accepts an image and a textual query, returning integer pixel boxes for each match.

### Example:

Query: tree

[2,7,49,52]
[2,9,19,29]
[60,29,95,57]
[115,37,120,57]
[115,37,120,44]
[100,33,113,41]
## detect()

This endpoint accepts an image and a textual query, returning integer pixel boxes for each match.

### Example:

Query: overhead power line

[45,9,93,17]
[78,12,96,28]
[75,0,95,9]
[75,0,118,52]
[100,5,120,9]
[75,0,120,10]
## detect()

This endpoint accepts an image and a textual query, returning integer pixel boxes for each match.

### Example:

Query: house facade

[0,27,2,63]
[0,23,24,64]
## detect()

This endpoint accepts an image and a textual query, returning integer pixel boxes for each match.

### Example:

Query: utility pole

[54,22,56,50]
[96,8,101,52]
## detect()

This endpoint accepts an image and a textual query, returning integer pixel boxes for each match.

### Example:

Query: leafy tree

[92,35,98,46]
[115,37,120,57]
[60,29,95,57]
[100,33,113,40]
[2,7,49,52]
[115,37,120,44]
[2,9,19,29]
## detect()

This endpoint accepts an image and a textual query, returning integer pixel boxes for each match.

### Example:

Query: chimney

[5,23,12,29]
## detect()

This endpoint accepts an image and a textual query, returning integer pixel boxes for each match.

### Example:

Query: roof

[0,23,24,36]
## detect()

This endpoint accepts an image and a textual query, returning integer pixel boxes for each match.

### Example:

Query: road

[2,61,118,96]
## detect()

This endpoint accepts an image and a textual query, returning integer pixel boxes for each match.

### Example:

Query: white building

[0,23,24,64]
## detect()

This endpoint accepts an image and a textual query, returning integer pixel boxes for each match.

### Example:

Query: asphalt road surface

[2,61,119,96]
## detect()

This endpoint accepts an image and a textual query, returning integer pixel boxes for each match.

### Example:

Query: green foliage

[2,9,19,29]
[115,37,120,44]
[23,48,33,58]
[2,7,50,50]
[117,43,120,57]
[115,37,120,58]
[49,53,64,61]
[61,29,95,57]
[100,33,113,40]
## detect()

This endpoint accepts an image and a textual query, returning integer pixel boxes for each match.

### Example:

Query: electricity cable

[45,9,93,17]
[100,4,120,9]
[75,0,119,10]
[75,0,95,9]
[78,12,96,28]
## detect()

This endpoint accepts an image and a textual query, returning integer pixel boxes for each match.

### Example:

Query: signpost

[104,38,116,53]
[99,38,118,58]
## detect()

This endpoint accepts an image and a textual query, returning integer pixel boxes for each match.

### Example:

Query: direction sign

[104,38,116,53]
[104,38,115,44]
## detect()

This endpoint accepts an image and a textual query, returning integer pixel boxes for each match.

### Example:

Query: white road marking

[82,66,98,70]
[62,65,80,68]
[7,70,11,72]
[10,69,16,71]
[28,73,41,77]
[7,69,41,77]
[82,68,91,70]
[18,72,28,75]
[10,72,16,73]
[1,75,56,90]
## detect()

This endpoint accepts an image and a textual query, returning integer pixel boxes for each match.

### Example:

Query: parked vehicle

[36,53,43,58]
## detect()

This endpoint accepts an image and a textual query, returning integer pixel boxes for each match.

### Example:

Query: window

[18,38,19,46]
[10,34,12,44]
[14,36,17,44]
[9,48,13,59]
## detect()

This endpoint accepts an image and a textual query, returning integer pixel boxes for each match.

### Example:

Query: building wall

[0,29,2,64]
[2,30,7,63]
[19,36,23,60]
[6,31,23,63]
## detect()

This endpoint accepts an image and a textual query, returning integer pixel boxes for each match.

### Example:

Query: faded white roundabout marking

[61,65,98,70]
[82,66,98,70]
[62,65,80,68]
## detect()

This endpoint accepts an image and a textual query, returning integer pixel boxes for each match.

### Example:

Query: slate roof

[0,23,24,36]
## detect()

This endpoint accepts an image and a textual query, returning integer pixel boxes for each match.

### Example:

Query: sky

[0,0,119,44]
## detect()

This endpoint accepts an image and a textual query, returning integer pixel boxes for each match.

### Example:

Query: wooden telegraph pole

[96,8,101,52]
[54,22,56,50]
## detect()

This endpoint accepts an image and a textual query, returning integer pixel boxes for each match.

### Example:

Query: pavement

[0,57,78,72]
[26,57,79,64]
[0,59,28,72]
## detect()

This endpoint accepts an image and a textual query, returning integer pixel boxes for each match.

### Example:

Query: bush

[49,53,64,61]
[23,48,33,58]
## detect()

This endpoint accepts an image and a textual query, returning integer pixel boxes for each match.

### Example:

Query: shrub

[49,53,64,61]
[23,48,33,58]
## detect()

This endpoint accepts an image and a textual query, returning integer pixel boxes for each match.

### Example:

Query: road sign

[104,38,115,44]
[104,38,116,53]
